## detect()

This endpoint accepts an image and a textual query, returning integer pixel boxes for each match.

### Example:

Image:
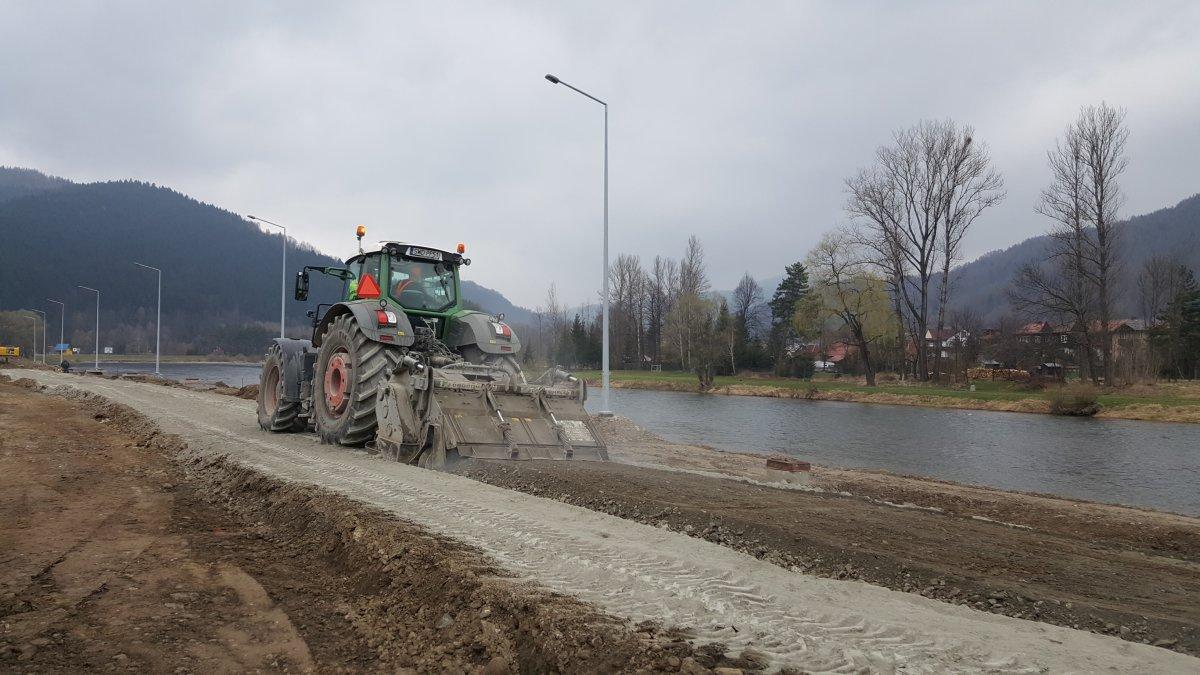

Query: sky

[2,1,1199,308]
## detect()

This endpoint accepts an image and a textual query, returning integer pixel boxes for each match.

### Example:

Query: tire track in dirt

[16,370,1200,674]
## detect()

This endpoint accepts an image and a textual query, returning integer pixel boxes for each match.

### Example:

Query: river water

[95,363,1199,515]
[587,388,1200,516]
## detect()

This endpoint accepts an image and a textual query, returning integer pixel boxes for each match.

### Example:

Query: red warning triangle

[358,273,381,299]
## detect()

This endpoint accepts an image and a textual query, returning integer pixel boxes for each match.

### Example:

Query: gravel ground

[5,369,1199,673]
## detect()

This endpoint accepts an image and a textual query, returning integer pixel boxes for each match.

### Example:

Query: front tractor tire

[314,313,402,446]
[258,342,305,432]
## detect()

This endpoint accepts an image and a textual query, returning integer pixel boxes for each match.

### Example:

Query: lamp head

[545,74,560,84]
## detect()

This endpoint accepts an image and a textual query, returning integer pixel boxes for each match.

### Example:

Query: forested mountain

[0,169,532,355]
[0,166,71,203]
[934,194,1200,323]
[718,194,1200,327]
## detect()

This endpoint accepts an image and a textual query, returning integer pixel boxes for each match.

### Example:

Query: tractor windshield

[388,255,457,312]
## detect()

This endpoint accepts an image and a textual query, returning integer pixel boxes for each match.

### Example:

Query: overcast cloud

[2,1,1198,307]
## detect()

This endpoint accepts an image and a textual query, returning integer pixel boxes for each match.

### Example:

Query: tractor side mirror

[295,270,310,301]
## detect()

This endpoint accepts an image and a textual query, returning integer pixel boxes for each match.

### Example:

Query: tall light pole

[77,285,100,371]
[545,73,613,416]
[22,309,47,364]
[133,262,163,375]
[19,315,37,363]
[46,298,65,363]
[247,215,287,338]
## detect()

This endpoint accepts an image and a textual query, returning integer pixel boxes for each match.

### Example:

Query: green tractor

[256,228,606,468]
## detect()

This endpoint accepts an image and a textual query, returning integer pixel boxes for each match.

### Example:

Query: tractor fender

[312,302,416,349]
[272,337,317,402]
[446,311,522,356]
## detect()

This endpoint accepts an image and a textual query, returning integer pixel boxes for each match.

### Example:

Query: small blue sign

[55,343,70,351]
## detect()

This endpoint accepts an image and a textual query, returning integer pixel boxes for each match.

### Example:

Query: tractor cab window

[388,255,456,312]
[346,254,382,300]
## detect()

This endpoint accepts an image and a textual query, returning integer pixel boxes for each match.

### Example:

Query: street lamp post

[77,285,100,371]
[46,298,65,363]
[19,315,37,363]
[22,309,47,364]
[545,73,613,416]
[247,215,287,339]
[133,262,163,375]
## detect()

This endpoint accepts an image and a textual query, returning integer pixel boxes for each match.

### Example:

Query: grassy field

[574,369,1200,416]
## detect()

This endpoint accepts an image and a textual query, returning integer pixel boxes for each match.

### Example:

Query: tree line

[521,103,1199,386]
[517,232,818,388]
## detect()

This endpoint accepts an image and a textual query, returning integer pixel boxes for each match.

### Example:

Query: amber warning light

[356,225,367,238]
[456,242,466,254]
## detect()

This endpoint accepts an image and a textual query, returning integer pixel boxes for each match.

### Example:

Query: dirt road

[7,369,1199,672]
[0,380,724,673]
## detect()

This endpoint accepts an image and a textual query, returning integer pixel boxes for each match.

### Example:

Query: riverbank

[456,414,1200,655]
[578,370,1200,423]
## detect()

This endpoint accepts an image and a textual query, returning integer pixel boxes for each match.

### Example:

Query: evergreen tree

[1155,269,1200,378]
[767,262,810,370]
[770,262,810,326]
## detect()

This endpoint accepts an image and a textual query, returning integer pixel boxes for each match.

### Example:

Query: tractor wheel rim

[324,351,351,414]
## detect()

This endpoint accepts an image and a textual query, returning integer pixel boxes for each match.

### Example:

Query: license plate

[406,246,443,261]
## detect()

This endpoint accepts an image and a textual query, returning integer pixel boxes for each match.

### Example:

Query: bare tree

[1014,103,1129,384]
[1012,126,1098,381]
[932,129,1005,380]
[731,272,763,341]
[847,120,1003,381]
[1010,103,1129,384]
[538,283,564,365]
[610,253,645,368]
[646,256,673,365]
[1138,253,1190,327]
[674,236,710,368]
[1077,102,1129,384]
[680,235,709,297]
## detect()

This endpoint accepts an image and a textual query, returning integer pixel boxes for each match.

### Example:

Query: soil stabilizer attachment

[375,358,608,467]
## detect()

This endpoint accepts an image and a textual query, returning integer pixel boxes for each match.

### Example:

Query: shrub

[777,356,815,379]
[1048,385,1102,416]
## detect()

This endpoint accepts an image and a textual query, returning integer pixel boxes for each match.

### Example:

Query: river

[96,362,1199,515]
[587,387,1200,516]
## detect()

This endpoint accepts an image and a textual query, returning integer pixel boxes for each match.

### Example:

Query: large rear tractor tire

[314,313,402,446]
[257,342,306,432]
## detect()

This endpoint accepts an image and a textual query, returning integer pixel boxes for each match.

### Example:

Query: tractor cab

[294,226,519,365]
[341,242,468,340]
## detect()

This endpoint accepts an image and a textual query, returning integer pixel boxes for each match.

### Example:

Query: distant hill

[0,166,71,203]
[936,194,1200,323]
[718,194,1200,327]
[0,169,533,354]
